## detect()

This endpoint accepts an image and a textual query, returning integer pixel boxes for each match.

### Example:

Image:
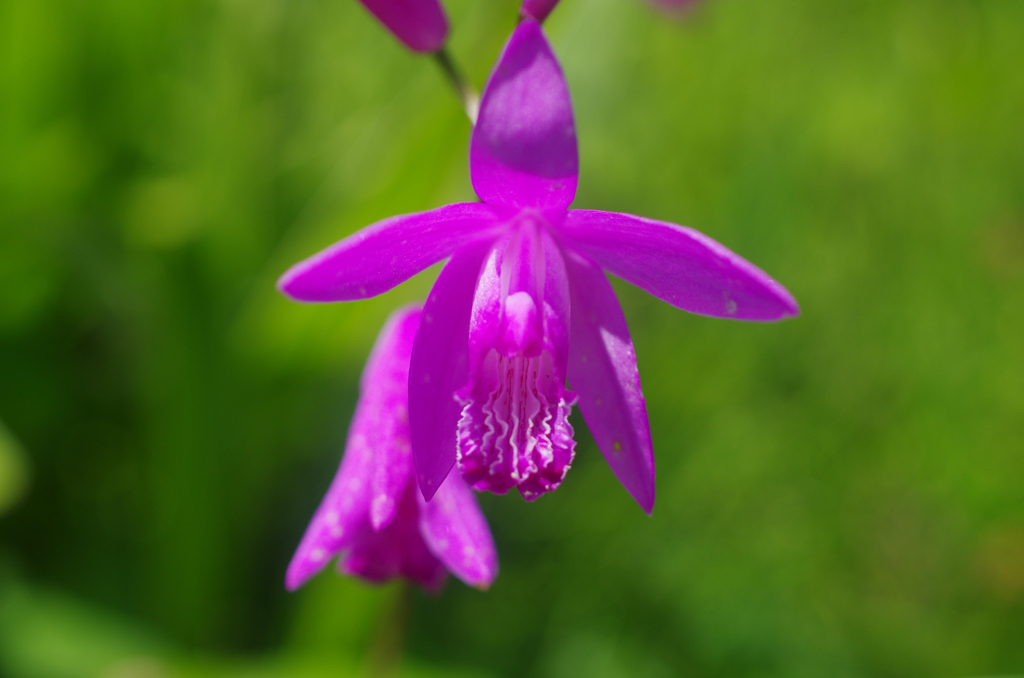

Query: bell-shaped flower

[286,305,497,592]
[278,19,798,514]
[358,0,449,53]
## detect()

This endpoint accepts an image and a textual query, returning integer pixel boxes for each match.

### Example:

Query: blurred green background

[2,0,1023,676]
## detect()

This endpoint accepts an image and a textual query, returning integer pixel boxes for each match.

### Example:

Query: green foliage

[1,0,1023,676]
[0,422,29,516]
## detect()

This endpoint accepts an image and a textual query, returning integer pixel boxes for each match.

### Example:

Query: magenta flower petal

[365,309,421,530]
[520,0,561,22]
[470,18,578,211]
[340,483,448,591]
[410,241,494,501]
[564,250,655,514]
[418,470,498,589]
[358,0,449,53]
[286,305,423,590]
[541,228,571,378]
[558,210,799,321]
[285,428,373,591]
[277,203,503,303]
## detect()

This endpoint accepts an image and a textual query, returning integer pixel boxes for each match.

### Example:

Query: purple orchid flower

[278,18,798,514]
[358,0,449,53]
[286,305,497,592]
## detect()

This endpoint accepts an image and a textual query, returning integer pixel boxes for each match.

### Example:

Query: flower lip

[454,222,576,501]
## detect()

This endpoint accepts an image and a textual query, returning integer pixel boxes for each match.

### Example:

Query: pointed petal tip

[640,494,655,516]
[275,265,300,300]
[628,478,655,516]
[762,277,800,321]
[416,470,440,502]
[284,559,315,592]
[275,259,329,304]
[781,290,801,319]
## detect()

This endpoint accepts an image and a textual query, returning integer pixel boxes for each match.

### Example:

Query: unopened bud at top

[358,0,449,53]
[520,0,561,23]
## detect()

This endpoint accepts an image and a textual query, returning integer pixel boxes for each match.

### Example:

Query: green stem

[434,48,480,124]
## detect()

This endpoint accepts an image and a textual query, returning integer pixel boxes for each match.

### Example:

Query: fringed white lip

[456,349,576,501]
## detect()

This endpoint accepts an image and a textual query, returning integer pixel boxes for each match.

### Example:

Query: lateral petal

[278,202,503,303]
[470,19,578,210]
[409,240,493,501]
[558,210,799,321]
[418,471,498,589]
[565,250,655,514]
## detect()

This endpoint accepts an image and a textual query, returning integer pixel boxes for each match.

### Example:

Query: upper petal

[558,210,799,321]
[564,250,655,514]
[358,0,449,53]
[409,240,494,501]
[470,19,578,210]
[418,470,498,589]
[278,203,504,303]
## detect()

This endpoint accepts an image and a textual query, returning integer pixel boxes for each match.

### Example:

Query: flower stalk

[434,48,480,124]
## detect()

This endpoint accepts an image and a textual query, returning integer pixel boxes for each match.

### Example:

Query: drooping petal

[284,411,375,591]
[278,203,504,303]
[410,240,494,501]
[418,470,498,589]
[558,210,799,321]
[520,0,561,23]
[340,483,448,591]
[358,0,449,53]
[365,306,422,530]
[470,18,578,210]
[564,250,655,514]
